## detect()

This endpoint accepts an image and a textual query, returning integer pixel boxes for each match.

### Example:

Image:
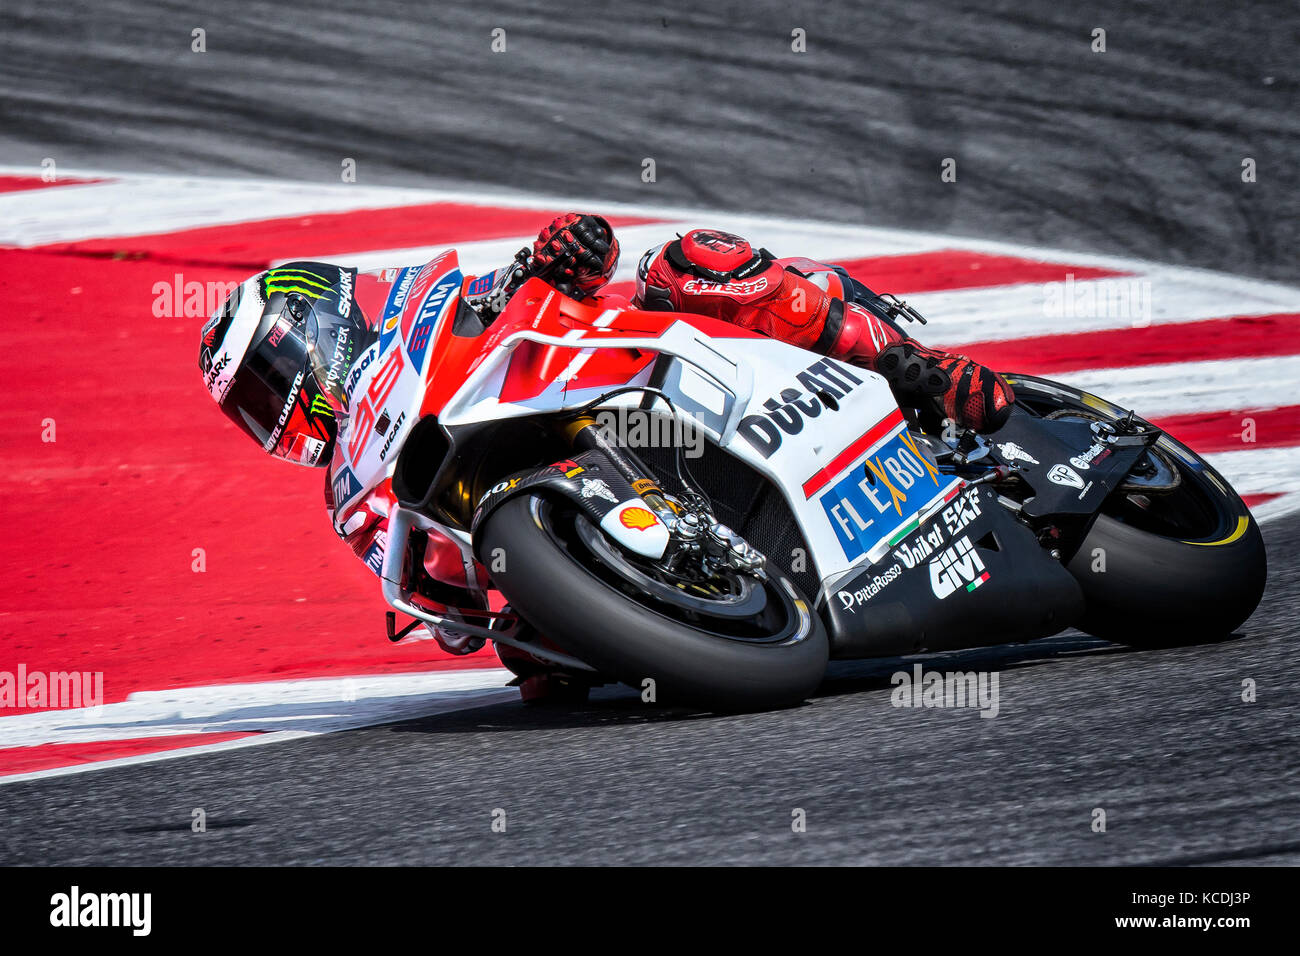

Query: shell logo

[620,506,659,531]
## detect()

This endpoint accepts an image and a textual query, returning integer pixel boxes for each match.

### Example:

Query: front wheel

[477,495,828,711]
[1007,374,1267,644]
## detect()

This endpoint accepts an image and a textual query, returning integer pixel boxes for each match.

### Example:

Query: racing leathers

[632,228,1015,433]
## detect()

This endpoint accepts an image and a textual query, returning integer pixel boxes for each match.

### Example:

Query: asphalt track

[2,0,1296,282]
[2,0,1298,865]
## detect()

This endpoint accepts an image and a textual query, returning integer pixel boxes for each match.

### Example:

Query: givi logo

[929,535,990,599]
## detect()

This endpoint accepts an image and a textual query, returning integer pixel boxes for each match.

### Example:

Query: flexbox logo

[50,886,151,936]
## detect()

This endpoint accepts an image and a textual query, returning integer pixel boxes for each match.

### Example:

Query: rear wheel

[478,495,828,710]
[1007,374,1267,644]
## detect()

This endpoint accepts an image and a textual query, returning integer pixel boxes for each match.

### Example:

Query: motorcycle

[323,250,1267,710]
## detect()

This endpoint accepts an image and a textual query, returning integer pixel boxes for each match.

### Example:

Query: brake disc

[573,515,767,619]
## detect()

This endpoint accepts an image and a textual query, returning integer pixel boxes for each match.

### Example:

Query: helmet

[671,228,771,281]
[199,261,372,467]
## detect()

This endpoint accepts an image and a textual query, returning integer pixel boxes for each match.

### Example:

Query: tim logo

[928,535,990,599]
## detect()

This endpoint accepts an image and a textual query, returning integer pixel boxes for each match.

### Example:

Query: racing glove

[528,213,620,298]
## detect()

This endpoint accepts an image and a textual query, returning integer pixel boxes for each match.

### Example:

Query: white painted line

[911,271,1300,346]
[6,164,1299,305]
[1053,356,1300,417]
[1205,445,1300,499]
[0,668,516,784]
[2,167,1296,787]
[0,177,453,247]
[1250,492,1300,524]
[284,219,943,282]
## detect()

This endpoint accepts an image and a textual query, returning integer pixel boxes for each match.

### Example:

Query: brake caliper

[660,504,766,578]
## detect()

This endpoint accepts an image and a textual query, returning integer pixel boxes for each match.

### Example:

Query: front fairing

[329,251,466,529]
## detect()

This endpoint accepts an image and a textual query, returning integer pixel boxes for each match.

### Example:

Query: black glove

[528,213,619,298]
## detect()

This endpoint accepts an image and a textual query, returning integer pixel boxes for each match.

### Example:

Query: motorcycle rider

[199,214,1013,697]
[469,214,1014,433]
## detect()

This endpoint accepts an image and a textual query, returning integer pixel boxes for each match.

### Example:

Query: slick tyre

[1008,373,1267,645]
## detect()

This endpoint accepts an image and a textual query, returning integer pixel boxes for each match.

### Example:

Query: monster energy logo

[310,394,335,419]
[262,267,334,300]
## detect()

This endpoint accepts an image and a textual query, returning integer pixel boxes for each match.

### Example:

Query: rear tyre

[1007,374,1267,645]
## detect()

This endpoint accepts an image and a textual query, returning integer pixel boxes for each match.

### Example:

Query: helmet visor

[220,304,336,466]
[303,287,369,414]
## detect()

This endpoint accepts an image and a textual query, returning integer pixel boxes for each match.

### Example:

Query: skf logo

[620,507,659,531]
[928,535,989,600]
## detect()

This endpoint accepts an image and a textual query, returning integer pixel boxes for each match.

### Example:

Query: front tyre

[477,495,828,711]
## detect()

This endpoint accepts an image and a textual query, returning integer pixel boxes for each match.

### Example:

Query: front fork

[561,414,766,576]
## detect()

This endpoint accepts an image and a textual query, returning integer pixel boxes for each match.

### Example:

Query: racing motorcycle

[326,252,1266,710]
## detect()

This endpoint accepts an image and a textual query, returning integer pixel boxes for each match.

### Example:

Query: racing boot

[825,301,1016,433]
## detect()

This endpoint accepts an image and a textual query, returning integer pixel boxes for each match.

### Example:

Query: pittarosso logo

[50,886,151,936]
[837,563,902,611]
